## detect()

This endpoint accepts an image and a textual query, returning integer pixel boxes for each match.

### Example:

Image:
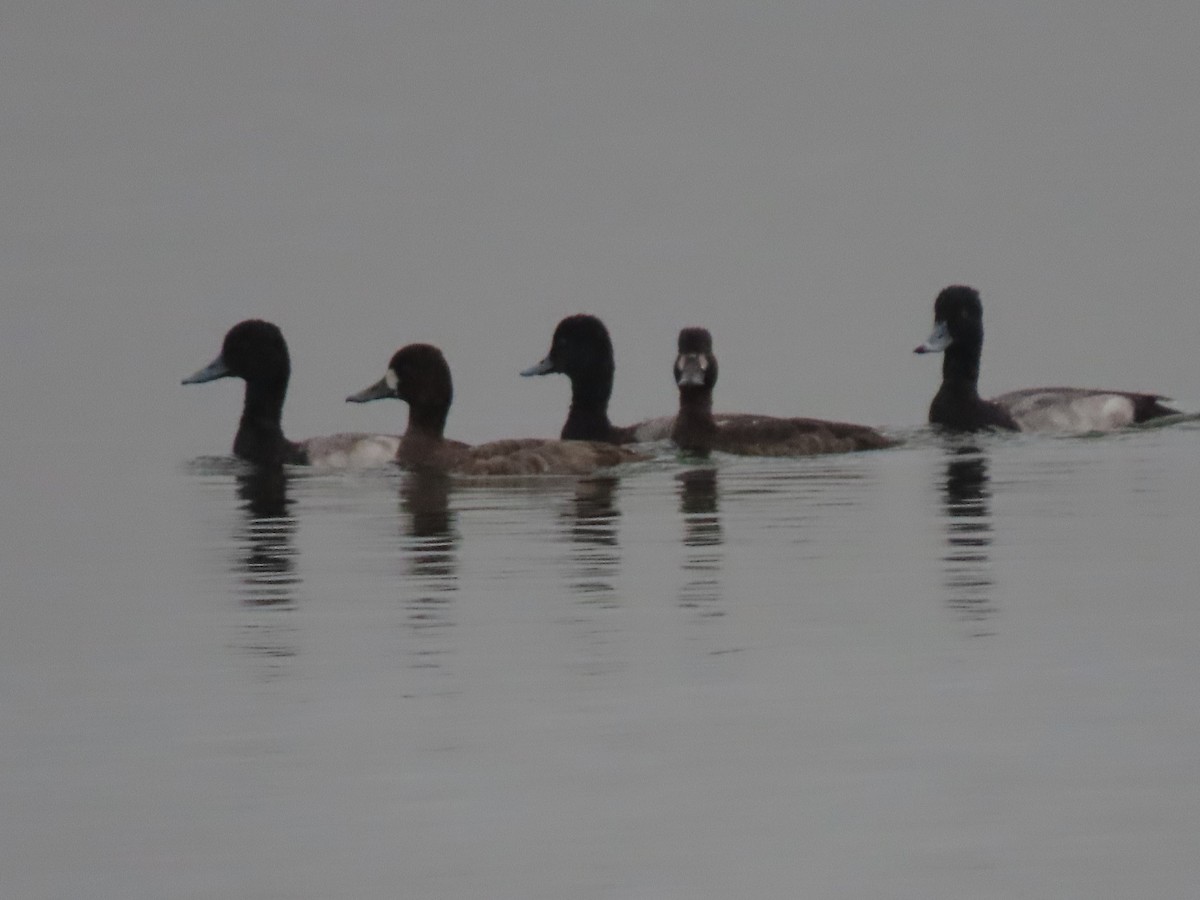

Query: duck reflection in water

[676,468,724,616]
[232,466,301,673]
[940,443,996,634]
[561,475,621,606]
[398,472,459,667]
[234,466,299,607]
[400,472,458,578]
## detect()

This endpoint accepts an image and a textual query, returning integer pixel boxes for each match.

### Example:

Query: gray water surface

[4,427,1199,899]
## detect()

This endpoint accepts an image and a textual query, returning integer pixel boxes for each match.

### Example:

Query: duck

[520,314,674,443]
[670,327,895,456]
[182,319,400,467]
[914,285,1178,433]
[347,343,648,475]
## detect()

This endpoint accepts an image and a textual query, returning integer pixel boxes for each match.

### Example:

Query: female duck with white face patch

[348,343,648,475]
[182,319,400,467]
[915,285,1179,433]
[670,327,895,457]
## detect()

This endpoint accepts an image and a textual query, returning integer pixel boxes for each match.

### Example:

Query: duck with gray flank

[915,285,1178,433]
[521,314,674,443]
[671,327,895,456]
[349,343,648,475]
[183,319,400,467]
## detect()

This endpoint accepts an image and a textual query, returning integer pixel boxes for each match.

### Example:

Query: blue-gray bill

[346,377,394,404]
[181,354,232,384]
[520,356,555,377]
[914,320,952,354]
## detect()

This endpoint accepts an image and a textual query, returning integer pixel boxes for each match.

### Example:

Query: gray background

[3,1,1197,455]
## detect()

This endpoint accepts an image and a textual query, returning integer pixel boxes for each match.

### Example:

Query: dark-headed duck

[521,314,673,443]
[348,343,648,475]
[915,286,1178,433]
[671,327,895,456]
[183,319,400,466]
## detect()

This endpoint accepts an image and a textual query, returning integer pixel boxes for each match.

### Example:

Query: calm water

[3,424,1198,899]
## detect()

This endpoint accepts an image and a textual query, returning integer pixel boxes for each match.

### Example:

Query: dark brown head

[915,285,984,355]
[675,327,717,390]
[182,319,290,387]
[521,314,615,381]
[347,343,454,436]
[522,314,620,441]
[182,319,297,465]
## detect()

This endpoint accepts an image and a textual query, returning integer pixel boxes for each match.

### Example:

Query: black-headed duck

[348,343,648,475]
[670,327,895,456]
[915,286,1178,433]
[521,314,673,443]
[182,320,400,466]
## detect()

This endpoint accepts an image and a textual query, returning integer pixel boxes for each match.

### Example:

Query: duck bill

[182,354,232,384]
[914,321,952,354]
[520,355,556,377]
[675,354,707,387]
[346,377,394,404]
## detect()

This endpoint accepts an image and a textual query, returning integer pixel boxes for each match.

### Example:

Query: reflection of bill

[940,444,995,633]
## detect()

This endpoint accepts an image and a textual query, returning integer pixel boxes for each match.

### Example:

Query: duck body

[669,327,895,457]
[298,433,406,467]
[926,378,1021,433]
[992,387,1177,432]
[350,343,647,476]
[446,438,640,476]
[674,408,895,456]
[183,319,399,466]
[915,286,1177,434]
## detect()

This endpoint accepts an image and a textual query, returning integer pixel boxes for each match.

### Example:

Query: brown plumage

[670,327,895,457]
[348,343,648,475]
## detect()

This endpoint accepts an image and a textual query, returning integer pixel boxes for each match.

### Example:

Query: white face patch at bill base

[675,354,709,387]
[385,369,399,392]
